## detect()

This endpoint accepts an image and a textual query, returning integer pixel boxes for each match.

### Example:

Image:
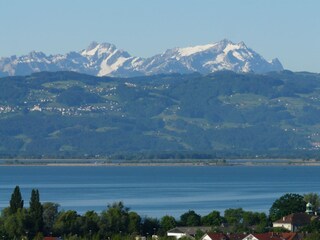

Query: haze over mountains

[0,39,283,77]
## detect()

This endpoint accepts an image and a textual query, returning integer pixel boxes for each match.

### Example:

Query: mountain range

[0,39,283,77]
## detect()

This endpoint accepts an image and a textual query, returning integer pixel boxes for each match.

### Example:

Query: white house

[272,213,311,232]
[167,227,211,239]
[242,232,297,240]
[200,233,246,240]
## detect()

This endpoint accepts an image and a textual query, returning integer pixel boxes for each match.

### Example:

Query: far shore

[1,158,320,167]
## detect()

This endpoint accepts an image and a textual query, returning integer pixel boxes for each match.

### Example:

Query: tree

[160,215,177,234]
[0,215,5,239]
[28,189,43,235]
[224,208,244,226]
[250,212,268,233]
[201,210,223,226]
[179,237,194,240]
[269,193,306,221]
[304,193,320,213]
[195,229,205,240]
[9,186,24,214]
[42,202,60,235]
[3,208,27,239]
[81,210,100,237]
[303,233,320,240]
[141,217,159,236]
[100,202,129,236]
[53,210,81,236]
[128,211,141,234]
[179,210,201,226]
[242,211,267,227]
[300,219,320,233]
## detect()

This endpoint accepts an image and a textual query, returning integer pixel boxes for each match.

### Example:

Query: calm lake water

[0,166,319,218]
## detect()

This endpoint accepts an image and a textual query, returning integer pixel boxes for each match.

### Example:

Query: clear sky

[1,0,320,72]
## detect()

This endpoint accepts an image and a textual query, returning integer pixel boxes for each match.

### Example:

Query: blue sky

[1,0,320,72]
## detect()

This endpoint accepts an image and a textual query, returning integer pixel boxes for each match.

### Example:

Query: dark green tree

[195,229,205,240]
[28,189,43,235]
[81,210,100,238]
[9,186,24,214]
[300,218,320,233]
[53,210,81,236]
[42,202,60,235]
[0,216,5,239]
[141,217,159,236]
[303,233,320,240]
[160,215,177,234]
[100,202,129,236]
[224,208,244,226]
[128,211,141,234]
[249,212,268,233]
[3,208,27,239]
[201,210,223,226]
[179,210,201,226]
[179,236,194,240]
[269,193,306,221]
[242,211,267,227]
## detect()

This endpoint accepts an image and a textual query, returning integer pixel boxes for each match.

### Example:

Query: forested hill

[1,70,320,159]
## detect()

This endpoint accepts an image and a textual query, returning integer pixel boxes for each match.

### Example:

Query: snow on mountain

[0,40,283,77]
[137,39,283,75]
[79,42,135,76]
[177,43,219,57]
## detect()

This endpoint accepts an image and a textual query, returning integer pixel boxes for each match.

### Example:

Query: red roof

[250,232,297,240]
[205,233,246,240]
[206,233,229,240]
[281,232,297,240]
[273,213,311,226]
[206,232,297,240]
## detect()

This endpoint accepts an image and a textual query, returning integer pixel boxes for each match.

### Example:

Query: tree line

[0,186,319,240]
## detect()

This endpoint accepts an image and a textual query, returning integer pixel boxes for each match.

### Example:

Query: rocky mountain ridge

[0,39,283,77]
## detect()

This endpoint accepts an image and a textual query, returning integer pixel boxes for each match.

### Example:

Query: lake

[0,165,319,218]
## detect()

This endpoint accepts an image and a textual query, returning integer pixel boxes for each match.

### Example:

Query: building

[272,213,311,232]
[305,202,313,215]
[201,232,245,240]
[242,232,297,240]
[167,227,212,239]
[201,232,298,240]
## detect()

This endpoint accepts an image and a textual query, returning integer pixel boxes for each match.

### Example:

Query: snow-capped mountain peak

[26,51,47,60]
[223,42,245,53]
[85,41,99,51]
[81,42,118,57]
[0,39,283,77]
[177,43,218,57]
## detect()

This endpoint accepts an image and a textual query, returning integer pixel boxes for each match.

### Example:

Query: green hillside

[1,70,320,159]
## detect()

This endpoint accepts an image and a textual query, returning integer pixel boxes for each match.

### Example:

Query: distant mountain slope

[0,40,283,77]
[0,70,320,159]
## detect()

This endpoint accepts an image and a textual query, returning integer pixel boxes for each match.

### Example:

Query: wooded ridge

[0,70,320,159]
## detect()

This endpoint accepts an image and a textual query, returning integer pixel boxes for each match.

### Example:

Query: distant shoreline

[0,158,320,167]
